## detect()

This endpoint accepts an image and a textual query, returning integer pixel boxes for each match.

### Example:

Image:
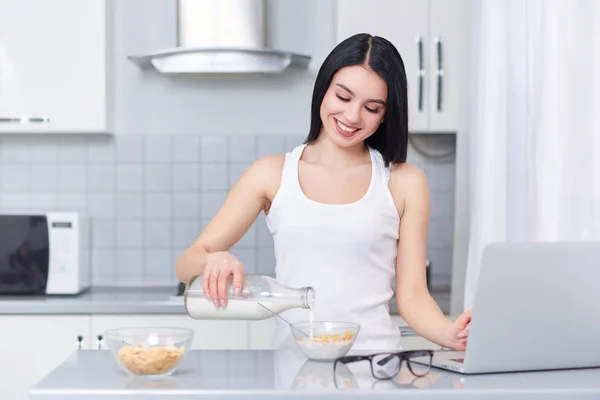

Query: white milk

[185,298,304,320]
[296,339,354,361]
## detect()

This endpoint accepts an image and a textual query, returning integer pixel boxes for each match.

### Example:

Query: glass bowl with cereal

[291,321,360,361]
[105,327,193,378]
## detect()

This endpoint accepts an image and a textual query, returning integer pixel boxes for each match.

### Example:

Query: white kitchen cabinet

[335,0,466,133]
[90,315,250,350]
[0,0,114,134]
[0,315,90,400]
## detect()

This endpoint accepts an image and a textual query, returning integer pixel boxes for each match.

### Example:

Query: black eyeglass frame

[333,350,434,380]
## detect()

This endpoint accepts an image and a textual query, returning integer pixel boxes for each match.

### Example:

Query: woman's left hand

[446,309,472,350]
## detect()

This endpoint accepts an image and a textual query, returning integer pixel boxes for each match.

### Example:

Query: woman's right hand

[202,251,244,308]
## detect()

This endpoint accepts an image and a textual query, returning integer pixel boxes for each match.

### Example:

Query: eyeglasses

[334,350,434,380]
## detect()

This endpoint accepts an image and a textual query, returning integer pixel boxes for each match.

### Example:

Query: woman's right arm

[175,155,283,303]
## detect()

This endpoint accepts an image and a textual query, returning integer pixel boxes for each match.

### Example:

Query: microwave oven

[0,211,90,295]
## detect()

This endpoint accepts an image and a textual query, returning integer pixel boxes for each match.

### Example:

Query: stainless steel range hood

[128,0,312,74]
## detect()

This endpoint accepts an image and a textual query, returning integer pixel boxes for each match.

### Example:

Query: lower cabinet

[0,315,90,400]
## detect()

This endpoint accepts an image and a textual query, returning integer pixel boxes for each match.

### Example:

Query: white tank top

[265,144,402,351]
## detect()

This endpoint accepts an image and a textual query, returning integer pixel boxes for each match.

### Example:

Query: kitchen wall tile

[57,192,87,212]
[144,220,171,247]
[0,138,29,163]
[201,136,227,163]
[0,193,29,210]
[1,165,29,191]
[256,217,273,246]
[171,247,187,270]
[117,164,144,191]
[144,135,172,163]
[144,248,173,278]
[58,164,87,191]
[201,163,228,191]
[87,165,116,192]
[87,193,115,219]
[88,137,116,163]
[171,164,200,191]
[28,137,58,163]
[172,192,200,219]
[228,135,256,162]
[257,135,286,157]
[116,220,144,247]
[28,192,57,210]
[285,135,305,150]
[173,135,201,162]
[257,247,276,276]
[91,248,115,278]
[57,137,88,163]
[228,162,251,187]
[116,192,144,219]
[200,191,227,219]
[116,248,143,277]
[144,164,171,191]
[144,192,171,219]
[172,220,200,248]
[93,220,115,248]
[231,248,256,274]
[29,165,58,191]
[116,135,143,163]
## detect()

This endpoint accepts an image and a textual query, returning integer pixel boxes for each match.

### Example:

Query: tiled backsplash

[0,134,455,287]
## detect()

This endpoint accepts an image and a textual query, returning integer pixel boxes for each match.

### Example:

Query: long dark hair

[304,33,409,166]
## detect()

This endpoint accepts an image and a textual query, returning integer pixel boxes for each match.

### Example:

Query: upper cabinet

[335,0,467,133]
[0,0,114,134]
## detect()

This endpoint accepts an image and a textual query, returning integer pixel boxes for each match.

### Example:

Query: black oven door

[0,215,49,294]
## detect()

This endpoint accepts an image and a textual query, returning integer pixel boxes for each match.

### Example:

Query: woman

[176,33,471,351]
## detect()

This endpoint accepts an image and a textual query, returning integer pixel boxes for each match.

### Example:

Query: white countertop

[30,349,600,399]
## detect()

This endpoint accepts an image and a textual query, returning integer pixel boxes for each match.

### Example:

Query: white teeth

[336,119,358,133]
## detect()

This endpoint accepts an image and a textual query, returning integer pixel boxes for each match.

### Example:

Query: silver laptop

[428,241,600,374]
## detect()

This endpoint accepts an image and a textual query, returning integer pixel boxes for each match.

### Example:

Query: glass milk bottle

[184,274,316,320]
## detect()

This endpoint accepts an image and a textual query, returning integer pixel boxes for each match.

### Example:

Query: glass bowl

[291,321,360,361]
[104,327,193,378]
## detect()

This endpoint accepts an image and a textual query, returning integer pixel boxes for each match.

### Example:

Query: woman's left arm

[390,164,470,350]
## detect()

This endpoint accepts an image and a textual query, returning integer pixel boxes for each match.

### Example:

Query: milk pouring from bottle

[184,274,315,320]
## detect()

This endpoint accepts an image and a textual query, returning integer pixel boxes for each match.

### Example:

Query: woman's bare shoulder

[389,162,428,186]
[388,162,430,217]
[242,153,287,201]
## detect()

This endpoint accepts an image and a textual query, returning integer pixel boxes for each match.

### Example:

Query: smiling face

[319,65,387,148]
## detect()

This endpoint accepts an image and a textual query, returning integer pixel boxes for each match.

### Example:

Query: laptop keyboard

[450,358,465,363]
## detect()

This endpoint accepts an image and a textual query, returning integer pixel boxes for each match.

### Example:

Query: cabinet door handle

[435,37,444,112]
[0,116,51,124]
[76,335,84,350]
[416,36,425,112]
[96,335,104,350]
